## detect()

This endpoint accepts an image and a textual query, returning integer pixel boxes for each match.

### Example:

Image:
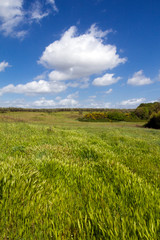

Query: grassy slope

[0,112,160,239]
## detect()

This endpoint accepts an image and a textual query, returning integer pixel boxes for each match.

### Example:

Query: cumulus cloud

[0,0,57,38]
[39,25,126,82]
[0,94,78,108]
[0,61,10,72]
[120,98,146,106]
[93,73,121,86]
[33,97,56,107]
[85,95,111,108]
[127,70,152,86]
[0,79,66,96]
[58,92,79,107]
[0,98,30,108]
[49,71,72,81]
[33,94,79,108]
[58,98,78,107]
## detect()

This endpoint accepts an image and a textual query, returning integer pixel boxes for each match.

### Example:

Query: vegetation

[79,102,160,122]
[135,102,160,120]
[0,107,133,114]
[0,111,160,239]
[145,111,160,129]
[79,111,139,122]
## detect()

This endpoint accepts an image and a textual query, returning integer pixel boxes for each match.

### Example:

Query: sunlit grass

[0,114,160,239]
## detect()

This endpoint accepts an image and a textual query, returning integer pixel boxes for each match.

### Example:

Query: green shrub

[145,111,160,129]
[107,111,126,121]
[134,107,150,119]
[80,111,140,122]
[135,102,160,120]
[80,112,109,121]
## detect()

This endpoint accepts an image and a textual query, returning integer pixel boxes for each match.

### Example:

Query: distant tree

[134,102,160,119]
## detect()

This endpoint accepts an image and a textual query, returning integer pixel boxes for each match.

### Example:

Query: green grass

[0,112,160,239]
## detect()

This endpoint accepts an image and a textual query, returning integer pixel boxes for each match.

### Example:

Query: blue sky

[0,0,160,108]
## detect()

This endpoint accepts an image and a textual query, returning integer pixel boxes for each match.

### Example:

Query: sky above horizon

[0,0,160,109]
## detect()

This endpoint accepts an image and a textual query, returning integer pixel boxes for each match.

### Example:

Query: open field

[0,111,144,128]
[0,111,160,239]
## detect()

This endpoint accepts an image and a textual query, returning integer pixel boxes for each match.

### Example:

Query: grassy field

[0,111,160,239]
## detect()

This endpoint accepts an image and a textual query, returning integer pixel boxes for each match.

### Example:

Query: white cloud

[67,78,90,89]
[88,24,112,38]
[0,98,30,108]
[0,0,24,37]
[120,98,146,106]
[34,72,47,80]
[127,70,152,86]
[0,0,23,20]
[67,91,79,99]
[15,30,27,38]
[46,0,58,12]
[86,101,111,108]
[85,95,111,108]
[59,98,78,107]
[0,0,57,38]
[105,88,112,94]
[55,96,61,101]
[0,80,66,96]
[39,25,126,82]
[49,71,71,81]
[29,1,49,22]
[58,92,79,107]
[33,97,56,107]
[33,94,79,108]
[93,73,121,86]
[104,102,111,108]
[0,93,78,108]
[0,61,10,72]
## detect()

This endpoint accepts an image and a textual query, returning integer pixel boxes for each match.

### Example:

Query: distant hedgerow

[79,111,140,122]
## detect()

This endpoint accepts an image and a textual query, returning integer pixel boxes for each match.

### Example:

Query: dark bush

[145,112,160,129]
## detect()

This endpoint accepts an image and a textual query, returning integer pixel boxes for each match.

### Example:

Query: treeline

[0,107,134,113]
[0,102,159,119]
[79,102,160,123]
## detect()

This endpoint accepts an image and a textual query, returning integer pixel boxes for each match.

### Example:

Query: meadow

[0,111,160,239]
